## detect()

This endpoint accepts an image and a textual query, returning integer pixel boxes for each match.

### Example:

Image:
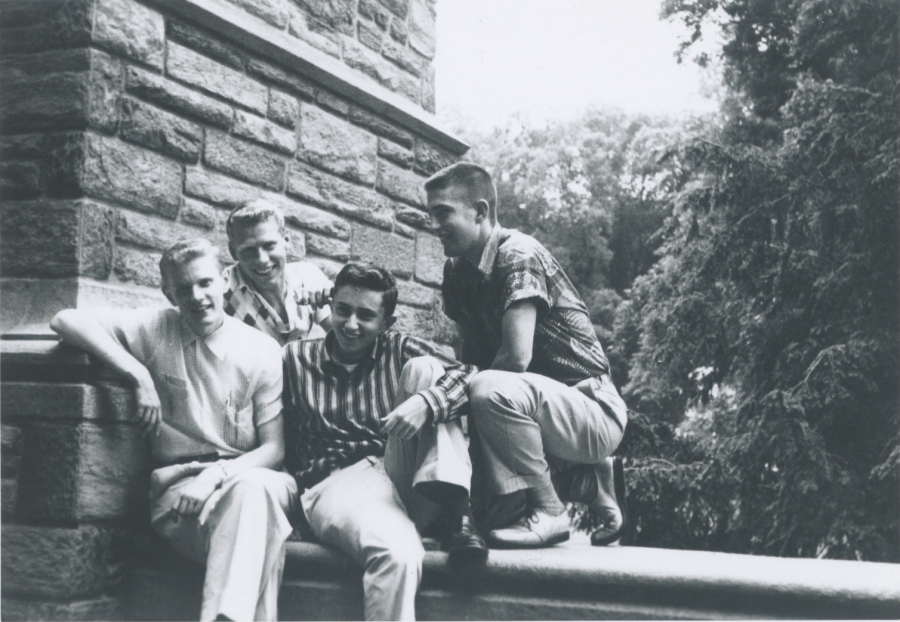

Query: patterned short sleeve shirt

[443,226,610,386]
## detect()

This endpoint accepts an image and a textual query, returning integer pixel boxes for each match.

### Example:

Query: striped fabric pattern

[282,331,477,489]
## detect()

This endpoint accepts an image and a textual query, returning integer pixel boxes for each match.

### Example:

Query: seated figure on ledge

[50,238,297,622]
[282,262,488,621]
[224,198,334,345]
[426,162,630,549]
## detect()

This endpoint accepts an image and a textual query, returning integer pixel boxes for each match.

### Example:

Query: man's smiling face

[230,218,288,291]
[330,284,394,364]
[427,183,483,260]
[163,254,226,337]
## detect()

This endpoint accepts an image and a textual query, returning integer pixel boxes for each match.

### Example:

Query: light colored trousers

[468,370,626,505]
[300,356,471,621]
[151,467,298,621]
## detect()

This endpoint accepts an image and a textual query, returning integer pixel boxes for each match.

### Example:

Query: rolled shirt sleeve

[400,334,478,424]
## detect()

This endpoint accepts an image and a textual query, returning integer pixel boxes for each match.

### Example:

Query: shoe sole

[592,456,629,546]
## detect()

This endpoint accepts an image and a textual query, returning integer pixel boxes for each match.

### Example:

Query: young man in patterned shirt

[283,263,488,621]
[425,162,629,549]
[50,238,297,621]
[224,199,333,345]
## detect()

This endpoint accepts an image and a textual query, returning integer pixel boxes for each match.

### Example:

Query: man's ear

[383,314,397,331]
[227,242,238,261]
[473,199,490,223]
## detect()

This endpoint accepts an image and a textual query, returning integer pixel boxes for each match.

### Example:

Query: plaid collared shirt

[95,307,284,462]
[442,226,612,386]
[223,262,332,346]
[282,331,477,489]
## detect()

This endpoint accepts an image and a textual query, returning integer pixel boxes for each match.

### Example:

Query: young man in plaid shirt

[283,263,488,621]
[426,162,629,550]
[224,199,333,345]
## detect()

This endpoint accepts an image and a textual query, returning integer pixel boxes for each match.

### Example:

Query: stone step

[125,536,900,620]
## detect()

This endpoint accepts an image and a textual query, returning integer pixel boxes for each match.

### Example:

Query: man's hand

[134,369,162,436]
[150,462,207,500]
[294,285,333,311]
[173,466,223,517]
[383,394,431,440]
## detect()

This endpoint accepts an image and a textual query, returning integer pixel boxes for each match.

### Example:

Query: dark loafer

[591,456,630,546]
[443,515,489,563]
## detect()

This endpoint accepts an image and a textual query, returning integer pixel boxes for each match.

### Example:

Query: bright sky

[434,0,720,131]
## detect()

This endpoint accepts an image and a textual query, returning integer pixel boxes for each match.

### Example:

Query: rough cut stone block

[245,57,315,101]
[296,0,354,36]
[181,198,217,230]
[87,49,122,134]
[359,0,389,29]
[397,279,433,308]
[93,0,164,69]
[0,47,91,77]
[287,163,394,230]
[114,246,162,288]
[2,478,18,520]
[377,159,425,207]
[305,233,350,261]
[120,97,202,163]
[125,66,232,128]
[167,42,267,114]
[269,90,299,128]
[395,221,416,238]
[0,200,114,280]
[0,73,89,132]
[408,0,435,59]
[396,204,430,230]
[83,133,182,218]
[16,419,150,523]
[2,425,23,478]
[342,37,418,102]
[234,110,296,154]
[1,382,134,422]
[394,303,432,339]
[315,90,350,116]
[377,0,409,19]
[421,64,435,113]
[227,0,292,29]
[0,133,45,160]
[116,210,188,251]
[0,161,41,200]
[358,21,382,51]
[205,131,285,191]
[389,18,408,43]
[1,524,128,599]
[167,19,243,69]
[382,39,423,77]
[0,595,122,622]
[415,233,445,286]
[266,193,351,239]
[352,226,414,277]
[300,105,377,185]
[378,138,414,169]
[415,139,455,175]
[184,167,261,207]
[349,106,414,148]
[287,14,341,58]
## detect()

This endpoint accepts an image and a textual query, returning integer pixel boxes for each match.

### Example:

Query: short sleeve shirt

[224,262,333,346]
[442,226,610,386]
[95,308,284,463]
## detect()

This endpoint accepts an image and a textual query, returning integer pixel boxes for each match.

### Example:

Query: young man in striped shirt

[282,263,488,621]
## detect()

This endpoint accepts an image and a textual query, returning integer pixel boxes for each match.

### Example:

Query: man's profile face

[230,218,288,291]
[163,254,226,337]
[427,183,483,259]
[330,285,393,364]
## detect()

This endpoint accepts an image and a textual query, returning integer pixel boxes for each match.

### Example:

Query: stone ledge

[144,0,467,155]
[126,536,900,620]
[0,338,122,384]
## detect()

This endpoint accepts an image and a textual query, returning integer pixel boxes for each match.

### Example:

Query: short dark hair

[159,238,221,286]
[226,198,286,243]
[333,262,398,318]
[424,161,498,223]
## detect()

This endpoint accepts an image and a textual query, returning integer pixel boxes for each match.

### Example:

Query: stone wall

[0,0,462,345]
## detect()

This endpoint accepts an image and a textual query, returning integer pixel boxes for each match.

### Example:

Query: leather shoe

[442,515,488,563]
[487,509,570,549]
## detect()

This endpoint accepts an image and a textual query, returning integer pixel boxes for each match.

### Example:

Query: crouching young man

[50,239,297,621]
[282,263,487,621]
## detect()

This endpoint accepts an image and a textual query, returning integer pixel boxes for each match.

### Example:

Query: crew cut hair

[424,161,498,223]
[333,262,399,318]
[159,238,221,285]
[226,198,286,242]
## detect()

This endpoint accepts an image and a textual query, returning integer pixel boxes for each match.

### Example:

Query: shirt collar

[179,314,229,359]
[322,331,384,370]
[477,225,502,276]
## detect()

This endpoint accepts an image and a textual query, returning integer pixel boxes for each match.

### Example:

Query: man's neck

[329,336,376,365]
[463,224,494,268]
[241,266,287,313]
